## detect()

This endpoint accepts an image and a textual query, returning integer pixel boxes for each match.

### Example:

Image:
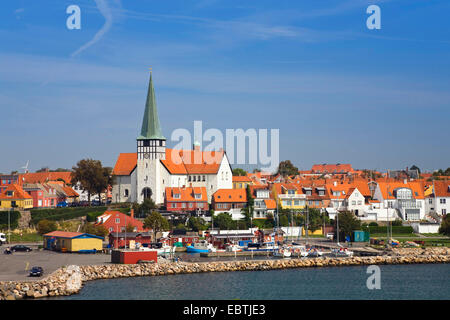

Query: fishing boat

[331,247,353,257]
[186,240,216,253]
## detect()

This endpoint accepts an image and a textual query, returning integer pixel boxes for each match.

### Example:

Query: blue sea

[53,263,449,300]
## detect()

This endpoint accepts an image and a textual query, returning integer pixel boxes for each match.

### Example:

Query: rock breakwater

[1,247,449,300]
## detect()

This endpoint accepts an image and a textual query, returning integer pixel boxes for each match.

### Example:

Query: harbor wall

[1,247,449,300]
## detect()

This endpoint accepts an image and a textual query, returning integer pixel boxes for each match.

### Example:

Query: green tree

[36,219,57,235]
[71,159,114,203]
[136,198,157,217]
[232,168,248,176]
[187,217,208,232]
[336,211,361,238]
[143,211,170,240]
[213,212,234,230]
[82,224,109,238]
[305,208,324,233]
[439,215,450,236]
[277,160,299,177]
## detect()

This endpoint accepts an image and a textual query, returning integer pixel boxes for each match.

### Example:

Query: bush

[369,222,379,227]
[36,219,58,235]
[0,211,21,230]
[30,207,107,225]
[368,226,414,234]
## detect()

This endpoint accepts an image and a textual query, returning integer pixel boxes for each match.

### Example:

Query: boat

[331,247,353,257]
[307,248,324,257]
[244,242,278,252]
[139,243,174,256]
[291,245,309,257]
[225,243,243,252]
[186,240,216,253]
[273,247,292,258]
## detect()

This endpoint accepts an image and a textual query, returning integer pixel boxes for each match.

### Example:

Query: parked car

[10,245,32,252]
[91,200,102,206]
[326,233,334,240]
[29,266,44,277]
[0,233,7,245]
[57,201,68,207]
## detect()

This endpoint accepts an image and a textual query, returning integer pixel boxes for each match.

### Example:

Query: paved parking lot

[0,244,111,282]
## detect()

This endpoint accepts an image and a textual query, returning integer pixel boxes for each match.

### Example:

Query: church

[112,73,233,205]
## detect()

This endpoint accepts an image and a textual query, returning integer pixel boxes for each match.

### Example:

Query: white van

[0,233,7,245]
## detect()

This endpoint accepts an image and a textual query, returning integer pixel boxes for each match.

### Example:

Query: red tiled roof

[112,153,137,176]
[43,231,84,238]
[20,172,73,184]
[165,187,208,202]
[434,180,450,198]
[213,189,247,203]
[0,184,32,200]
[377,181,425,200]
[311,164,353,173]
[232,176,252,182]
[264,199,277,209]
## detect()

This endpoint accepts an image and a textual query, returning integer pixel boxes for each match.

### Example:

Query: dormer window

[194,193,201,199]
[173,193,180,199]
[6,191,13,197]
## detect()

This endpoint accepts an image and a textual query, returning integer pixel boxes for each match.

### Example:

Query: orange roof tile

[112,153,137,176]
[433,180,450,198]
[43,231,84,238]
[20,172,73,185]
[377,181,425,199]
[165,186,208,202]
[0,184,32,200]
[213,189,247,203]
[264,199,277,209]
[232,176,252,182]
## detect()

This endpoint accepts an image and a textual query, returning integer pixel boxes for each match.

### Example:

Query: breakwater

[1,247,449,300]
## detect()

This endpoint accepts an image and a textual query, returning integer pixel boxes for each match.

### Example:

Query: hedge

[30,207,107,225]
[368,226,414,234]
[0,211,21,230]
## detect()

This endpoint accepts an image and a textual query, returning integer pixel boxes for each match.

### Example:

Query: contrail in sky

[71,0,115,57]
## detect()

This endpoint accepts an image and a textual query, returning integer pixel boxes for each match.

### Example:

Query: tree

[277,160,299,177]
[335,211,361,238]
[410,165,420,174]
[82,224,109,238]
[126,223,135,233]
[36,219,57,235]
[71,159,114,203]
[439,215,450,236]
[187,217,208,232]
[306,208,324,233]
[232,168,247,176]
[213,212,234,230]
[137,198,156,217]
[143,211,170,241]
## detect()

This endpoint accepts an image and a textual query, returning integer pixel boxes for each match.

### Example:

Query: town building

[95,210,147,234]
[165,186,209,213]
[232,175,253,189]
[43,231,104,253]
[211,188,247,220]
[112,73,232,205]
[0,184,33,209]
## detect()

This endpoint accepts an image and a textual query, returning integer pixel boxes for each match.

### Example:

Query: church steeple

[137,71,166,161]
[138,72,165,140]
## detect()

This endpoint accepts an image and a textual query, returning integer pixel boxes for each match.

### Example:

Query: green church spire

[138,72,166,140]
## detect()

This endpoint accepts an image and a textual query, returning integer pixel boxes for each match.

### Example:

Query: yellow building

[0,184,33,209]
[302,227,323,236]
[43,231,104,253]
[273,183,306,210]
[232,176,253,189]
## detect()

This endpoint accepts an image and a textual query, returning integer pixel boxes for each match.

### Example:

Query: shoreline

[1,247,449,300]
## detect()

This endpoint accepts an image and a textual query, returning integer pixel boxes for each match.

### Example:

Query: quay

[200,251,274,258]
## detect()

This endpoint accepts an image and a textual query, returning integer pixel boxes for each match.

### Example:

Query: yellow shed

[43,231,104,253]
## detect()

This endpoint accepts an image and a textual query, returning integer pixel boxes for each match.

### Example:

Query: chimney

[130,208,134,219]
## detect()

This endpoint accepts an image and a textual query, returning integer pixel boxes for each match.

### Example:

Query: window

[198,203,204,208]
[188,176,191,182]
[440,199,446,204]
[429,198,433,204]
[193,176,197,182]
[6,191,13,197]
[115,218,120,223]
[182,203,186,208]
[189,203,194,208]
[171,203,177,208]
[124,189,129,197]
[109,227,113,232]
[194,194,201,199]
[173,193,180,199]
[443,209,447,215]
[202,176,206,181]
[357,201,362,205]
[288,189,295,195]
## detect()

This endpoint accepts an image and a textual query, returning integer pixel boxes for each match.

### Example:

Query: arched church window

[142,187,152,200]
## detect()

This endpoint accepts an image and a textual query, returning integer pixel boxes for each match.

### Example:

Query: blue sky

[0,0,449,174]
